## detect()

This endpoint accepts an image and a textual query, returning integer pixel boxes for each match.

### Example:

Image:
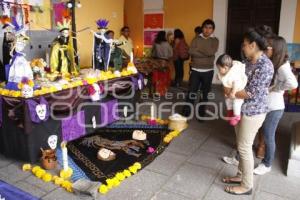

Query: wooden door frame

[212,0,298,83]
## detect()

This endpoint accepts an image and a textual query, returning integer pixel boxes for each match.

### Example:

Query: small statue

[0,15,15,82]
[5,18,33,91]
[92,19,111,71]
[50,18,77,76]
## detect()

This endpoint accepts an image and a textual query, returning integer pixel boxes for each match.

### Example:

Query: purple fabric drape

[100,99,119,126]
[62,111,86,142]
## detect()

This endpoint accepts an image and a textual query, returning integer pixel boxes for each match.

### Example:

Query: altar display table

[0,74,142,162]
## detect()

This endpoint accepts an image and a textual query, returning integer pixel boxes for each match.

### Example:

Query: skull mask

[48,135,58,149]
[22,84,33,98]
[36,104,47,120]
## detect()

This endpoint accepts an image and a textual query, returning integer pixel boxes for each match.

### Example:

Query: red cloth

[152,68,171,95]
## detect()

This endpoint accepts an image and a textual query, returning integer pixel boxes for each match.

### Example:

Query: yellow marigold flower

[28,80,34,87]
[115,173,125,181]
[15,91,21,97]
[22,164,32,171]
[99,184,108,194]
[133,162,142,170]
[106,178,114,189]
[33,90,40,96]
[111,177,120,187]
[42,173,52,182]
[32,166,41,173]
[163,135,173,143]
[169,130,180,137]
[123,169,131,178]
[62,180,72,192]
[2,89,9,96]
[60,168,73,179]
[35,169,46,178]
[128,166,138,174]
[54,177,64,185]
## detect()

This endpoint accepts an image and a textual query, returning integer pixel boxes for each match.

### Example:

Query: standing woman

[254,36,298,175]
[173,29,189,87]
[151,31,173,95]
[222,28,274,195]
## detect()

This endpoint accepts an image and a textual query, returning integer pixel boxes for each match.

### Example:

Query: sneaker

[254,163,271,175]
[222,156,239,166]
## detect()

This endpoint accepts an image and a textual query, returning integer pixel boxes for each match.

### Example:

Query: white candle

[61,142,68,171]
[130,51,133,63]
[150,104,154,120]
[124,106,128,118]
[46,52,49,68]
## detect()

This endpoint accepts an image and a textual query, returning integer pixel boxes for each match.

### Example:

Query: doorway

[226,0,282,60]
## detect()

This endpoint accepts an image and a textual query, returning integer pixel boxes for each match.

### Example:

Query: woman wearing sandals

[222,27,274,195]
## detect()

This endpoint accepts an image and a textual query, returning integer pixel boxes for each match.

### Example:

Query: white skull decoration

[61,29,69,38]
[132,130,147,141]
[90,83,101,102]
[21,84,33,98]
[98,148,113,159]
[15,40,26,53]
[48,135,58,149]
[36,104,47,120]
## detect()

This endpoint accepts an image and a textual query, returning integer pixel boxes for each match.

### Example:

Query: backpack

[178,40,190,60]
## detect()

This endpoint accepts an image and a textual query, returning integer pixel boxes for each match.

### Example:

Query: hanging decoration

[0,1,30,25]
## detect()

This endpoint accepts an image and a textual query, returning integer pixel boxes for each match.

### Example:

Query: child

[216,54,247,126]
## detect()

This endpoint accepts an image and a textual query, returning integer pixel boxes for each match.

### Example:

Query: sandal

[224,185,252,195]
[222,176,242,184]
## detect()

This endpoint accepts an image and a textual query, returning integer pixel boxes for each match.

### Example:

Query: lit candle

[61,141,68,171]
[150,104,154,120]
[46,52,49,68]
[124,106,128,118]
[130,51,133,63]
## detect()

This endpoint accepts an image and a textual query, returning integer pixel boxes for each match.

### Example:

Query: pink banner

[53,2,67,24]
[144,30,159,46]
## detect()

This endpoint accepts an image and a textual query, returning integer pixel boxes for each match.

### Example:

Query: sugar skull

[132,130,147,141]
[98,148,115,160]
[48,135,58,149]
[21,84,33,98]
[36,104,47,120]
[61,29,69,38]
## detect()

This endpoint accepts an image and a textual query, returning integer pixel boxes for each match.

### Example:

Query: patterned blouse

[242,54,274,116]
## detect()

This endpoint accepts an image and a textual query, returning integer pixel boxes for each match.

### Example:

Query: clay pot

[41,149,57,170]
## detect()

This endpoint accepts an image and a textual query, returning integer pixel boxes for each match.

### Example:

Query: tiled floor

[1,86,300,200]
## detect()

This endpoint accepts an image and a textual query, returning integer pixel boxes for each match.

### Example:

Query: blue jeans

[262,109,284,167]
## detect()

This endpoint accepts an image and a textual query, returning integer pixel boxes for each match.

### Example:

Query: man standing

[118,26,134,65]
[183,19,219,120]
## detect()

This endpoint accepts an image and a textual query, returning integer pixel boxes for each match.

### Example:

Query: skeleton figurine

[50,18,77,76]
[5,18,33,90]
[92,19,111,71]
[80,135,146,157]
